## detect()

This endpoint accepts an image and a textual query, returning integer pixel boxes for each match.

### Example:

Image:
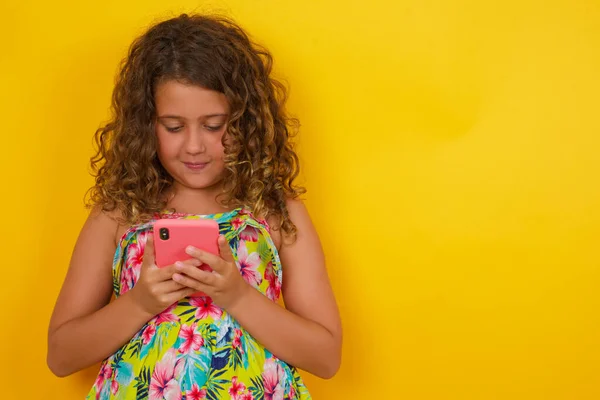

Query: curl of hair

[87,13,305,237]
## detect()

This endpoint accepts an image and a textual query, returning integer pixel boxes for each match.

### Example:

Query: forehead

[154,80,230,117]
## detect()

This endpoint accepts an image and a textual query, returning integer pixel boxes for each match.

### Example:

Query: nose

[184,127,206,155]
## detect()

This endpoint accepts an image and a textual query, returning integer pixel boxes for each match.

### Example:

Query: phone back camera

[159,227,170,240]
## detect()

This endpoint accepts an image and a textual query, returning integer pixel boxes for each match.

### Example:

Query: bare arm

[225,200,342,378]
[162,199,342,378]
[47,208,155,377]
[227,287,341,378]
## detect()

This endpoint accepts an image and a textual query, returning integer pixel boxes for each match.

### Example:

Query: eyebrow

[157,114,228,119]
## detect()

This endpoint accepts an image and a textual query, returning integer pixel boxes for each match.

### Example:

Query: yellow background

[1,0,599,398]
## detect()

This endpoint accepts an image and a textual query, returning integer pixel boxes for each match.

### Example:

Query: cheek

[156,131,178,157]
[210,135,226,159]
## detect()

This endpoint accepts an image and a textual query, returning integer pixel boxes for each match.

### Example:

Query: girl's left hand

[172,236,251,310]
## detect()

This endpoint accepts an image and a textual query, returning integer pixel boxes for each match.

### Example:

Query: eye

[165,126,183,133]
[205,125,224,132]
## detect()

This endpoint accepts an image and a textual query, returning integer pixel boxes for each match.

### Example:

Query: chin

[177,176,224,191]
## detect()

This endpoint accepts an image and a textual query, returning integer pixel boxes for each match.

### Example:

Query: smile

[183,162,209,171]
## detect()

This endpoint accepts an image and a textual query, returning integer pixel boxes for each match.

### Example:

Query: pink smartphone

[153,218,220,297]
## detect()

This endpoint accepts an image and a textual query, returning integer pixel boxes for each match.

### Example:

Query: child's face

[154,80,230,192]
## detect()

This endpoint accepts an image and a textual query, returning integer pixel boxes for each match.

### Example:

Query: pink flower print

[190,296,223,320]
[266,280,280,302]
[262,358,285,400]
[110,377,119,395]
[236,243,262,287]
[239,226,258,242]
[126,231,149,284]
[92,373,103,393]
[231,217,245,230]
[156,303,179,325]
[264,261,281,301]
[119,265,137,293]
[127,241,144,272]
[232,328,243,353]
[228,376,246,398]
[93,362,112,391]
[288,385,296,399]
[178,323,204,354]
[142,324,156,345]
[186,384,207,400]
[101,362,112,380]
[149,349,183,400]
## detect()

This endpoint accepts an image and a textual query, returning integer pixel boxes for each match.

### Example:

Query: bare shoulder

[88,205,129,245]
[282,197,319,247]
[87,204,120,229]
[284,197,308,219]
[266,198,311,251]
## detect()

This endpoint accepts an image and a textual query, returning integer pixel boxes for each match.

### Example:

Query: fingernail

[175,261,184,269]
[185,246,196,254]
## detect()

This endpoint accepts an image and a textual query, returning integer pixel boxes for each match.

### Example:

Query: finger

[155,259,201,281]
[185,246,226,272]
[218,235,234,262]
[167,287,198,303]
[154,279,188,293]
[172,270,213,293]
[174,262,217,286]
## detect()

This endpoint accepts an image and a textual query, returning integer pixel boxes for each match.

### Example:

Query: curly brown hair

[87,13,305,237]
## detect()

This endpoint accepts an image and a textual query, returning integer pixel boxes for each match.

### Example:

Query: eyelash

[165,125,223,133]
[205,125,223,132]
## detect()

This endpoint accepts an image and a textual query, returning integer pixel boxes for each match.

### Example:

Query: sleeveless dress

[86,208,311,400]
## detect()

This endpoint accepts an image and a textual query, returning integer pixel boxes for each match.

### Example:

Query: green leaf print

[134,366,151,400]
[206,368,228,400]
[128,337,143,358]
[229,237,240,258]
[229,345,244,370]
[112,347,125,366]
[179,308,196,317]
[200,323,217,348]
[250,376,265,400]
[219,224,232,237]
[179,307,197,323]
[257,236,272,264]
[295,373,311,397]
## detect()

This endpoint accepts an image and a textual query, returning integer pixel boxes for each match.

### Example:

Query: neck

[165,181,231,215]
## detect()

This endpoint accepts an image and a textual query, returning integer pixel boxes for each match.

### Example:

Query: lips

[183,162,209,171]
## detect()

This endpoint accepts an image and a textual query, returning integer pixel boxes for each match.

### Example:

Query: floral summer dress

[87,208,311,400]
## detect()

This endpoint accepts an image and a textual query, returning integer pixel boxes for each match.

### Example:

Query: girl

[47,13,342,400]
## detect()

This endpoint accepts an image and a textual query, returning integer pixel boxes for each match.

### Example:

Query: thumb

[218,235,234,262]
[143,233,156,269]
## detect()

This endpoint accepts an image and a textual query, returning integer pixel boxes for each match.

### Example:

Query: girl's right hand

[129,235,198,317]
